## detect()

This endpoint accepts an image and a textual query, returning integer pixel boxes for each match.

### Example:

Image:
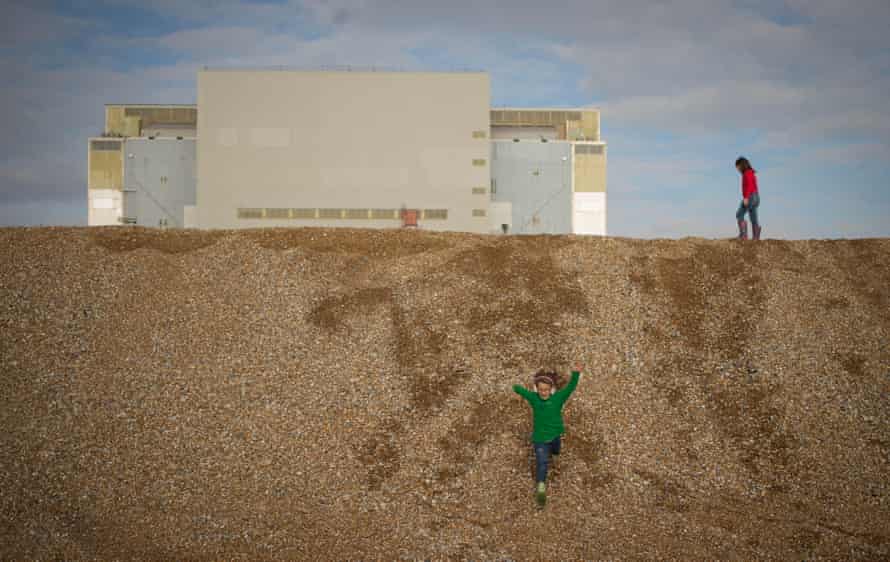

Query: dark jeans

[533,436,561,483]
[736,192,761,227]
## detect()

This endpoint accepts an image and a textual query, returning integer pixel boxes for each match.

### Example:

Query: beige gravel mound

[1,226,888,560]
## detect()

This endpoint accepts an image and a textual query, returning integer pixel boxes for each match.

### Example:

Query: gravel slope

[1,227,888,560]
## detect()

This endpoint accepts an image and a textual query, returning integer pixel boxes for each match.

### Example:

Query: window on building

[371,209,397,220]
[574,144,604,155]
[291,208,316,219]
[344,209,369,219]
[266,208,289,219]
[423,209,448,220]
[318,208,343,219]
[237,208,263,219]
[91,140,121,151]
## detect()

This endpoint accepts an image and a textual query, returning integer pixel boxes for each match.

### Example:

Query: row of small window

[236,208,447,220]
[236,208,490,220]
[124,107,197,124]
[491,110,584,125]
[574,144,605,155]
[91,140,123,151]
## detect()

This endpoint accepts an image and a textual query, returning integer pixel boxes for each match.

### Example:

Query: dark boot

[753,224,762,240]
[737,220,748,240]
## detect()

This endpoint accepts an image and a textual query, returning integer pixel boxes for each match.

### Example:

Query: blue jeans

[533,436,561,483]
[736,192,760,227]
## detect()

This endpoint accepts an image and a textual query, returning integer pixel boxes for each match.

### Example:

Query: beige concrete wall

[196,70,491,231]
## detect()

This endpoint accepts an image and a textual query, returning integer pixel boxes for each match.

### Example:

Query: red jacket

[742,169,758,199]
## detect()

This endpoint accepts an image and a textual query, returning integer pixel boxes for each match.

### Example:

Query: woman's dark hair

[735,156,754,172]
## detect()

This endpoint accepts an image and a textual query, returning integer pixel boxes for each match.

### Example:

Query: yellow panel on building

[104,105,197,136]
[105,107,125,135]
[491,108,600,141]
[565,120,582,141]
[88,140,123,189]
[574,145,607,193]
[123,116,141,137]
[581,111,599,141]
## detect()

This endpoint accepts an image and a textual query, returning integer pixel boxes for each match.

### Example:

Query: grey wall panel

[123,139,196,227]
[491,141,573,235]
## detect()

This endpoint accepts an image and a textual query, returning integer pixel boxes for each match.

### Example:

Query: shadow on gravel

[89,227,225,254]
[630,242,799,480]
[307,236,591,490]
[246,227,453,258]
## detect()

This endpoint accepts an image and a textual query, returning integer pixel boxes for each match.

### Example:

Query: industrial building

[489,108,606,235]
[87,105,196,227]
[87,70,607,235]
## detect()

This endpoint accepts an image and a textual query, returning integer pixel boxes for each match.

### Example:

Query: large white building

[87,69,607,235]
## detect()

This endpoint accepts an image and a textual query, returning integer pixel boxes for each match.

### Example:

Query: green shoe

[535,482,547,507]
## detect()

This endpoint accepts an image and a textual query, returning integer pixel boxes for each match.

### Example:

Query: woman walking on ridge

[512,364,581,507]
[735,156,761,240]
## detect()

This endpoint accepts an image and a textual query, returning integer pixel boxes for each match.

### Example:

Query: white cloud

[603,81,803,130]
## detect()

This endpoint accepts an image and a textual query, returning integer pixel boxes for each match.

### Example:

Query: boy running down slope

[512,364,581,507]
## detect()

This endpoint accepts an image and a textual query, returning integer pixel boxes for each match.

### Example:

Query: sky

[1,0,889,239]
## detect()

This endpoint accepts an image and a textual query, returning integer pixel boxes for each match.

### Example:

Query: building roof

[491,106,599,112]
[104,103,197,107]
[200,66,486,74]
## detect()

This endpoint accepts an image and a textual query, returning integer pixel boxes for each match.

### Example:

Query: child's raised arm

[512,382,534,401]
[555,363,582,401]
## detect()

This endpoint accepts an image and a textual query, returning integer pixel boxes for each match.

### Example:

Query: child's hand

[574,362,583,373]
[743,198,749,207]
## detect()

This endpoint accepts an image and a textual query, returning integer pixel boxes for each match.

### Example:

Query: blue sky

[1,0,889,238]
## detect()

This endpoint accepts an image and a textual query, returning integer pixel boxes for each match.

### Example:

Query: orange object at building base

[401,209,418,228]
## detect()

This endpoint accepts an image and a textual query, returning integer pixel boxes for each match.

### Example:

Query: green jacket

[513,371,580,443]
